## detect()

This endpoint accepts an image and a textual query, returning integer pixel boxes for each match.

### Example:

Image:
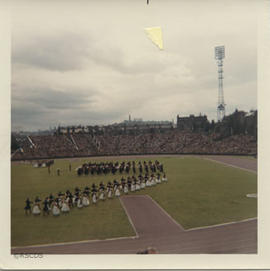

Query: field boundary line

[11,235,138,249]
[203,157,257,174]
[119,197,140,238]
[186,217,257,231]
[144,195,185,231]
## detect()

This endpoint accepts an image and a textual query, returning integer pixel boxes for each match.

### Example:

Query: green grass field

[11,156,257,246]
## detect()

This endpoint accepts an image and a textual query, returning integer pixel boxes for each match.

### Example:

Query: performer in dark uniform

[120,177,125,190]
[145,164,149,173]
[125,165,130,174]
[127,177,132,190]
[68,192,74,208]
[48,193,54,208]
[84,186,90,197]
[24,198,32,215]
[35,196,41,203]
[139,164,143,174]
[42,197,50,216]
[84,166,89,175]
[77,167,83,176]
[58,191,64,197]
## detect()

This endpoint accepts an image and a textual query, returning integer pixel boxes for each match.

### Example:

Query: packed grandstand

[11,110,257,160]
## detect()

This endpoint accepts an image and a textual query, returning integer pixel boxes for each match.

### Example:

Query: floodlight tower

[215,46,225,121]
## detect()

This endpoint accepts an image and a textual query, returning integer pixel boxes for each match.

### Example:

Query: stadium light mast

[215,45,225,121]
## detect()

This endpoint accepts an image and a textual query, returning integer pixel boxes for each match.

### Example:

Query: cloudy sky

[11,0,258,131]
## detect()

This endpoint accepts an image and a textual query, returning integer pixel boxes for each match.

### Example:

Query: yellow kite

[144,27,163,50]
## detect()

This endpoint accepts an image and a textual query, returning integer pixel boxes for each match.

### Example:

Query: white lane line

[11,235,137,249]
[203,157,257,174]
[186,217,257,231]
[11,235,138,249]
[119,197,140,239]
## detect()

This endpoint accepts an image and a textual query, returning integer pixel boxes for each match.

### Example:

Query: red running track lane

[203,155,257,173]
[11,195,257,254]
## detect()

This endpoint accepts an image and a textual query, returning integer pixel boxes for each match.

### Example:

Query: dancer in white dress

[91,184,98,204]
[77,197,83,208]
[146,176,151,187]
[115,185,121,197]
[32,197,41,215]
[61,200,70,213]
[52,201,60,216]
[32,203,41,215]
[82,194,90,206]
[131,181,136,192]
[135,179,141,191]
[156,174,161,184]
[99,187,105,201]
[92,192,97,204]
[113,180,119,192]
[162,173,168,182]
[124,184,129,194]
[151,176,156,186]
[72,196,76,206]
[108,188,113,199]
[58,198,63,208]
[140,178,145,189]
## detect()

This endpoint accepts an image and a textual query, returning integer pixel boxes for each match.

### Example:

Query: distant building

[118,117,173,132]
[177,114,209,132]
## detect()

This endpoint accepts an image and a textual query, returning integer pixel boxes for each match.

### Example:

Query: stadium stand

[11,130,257,160]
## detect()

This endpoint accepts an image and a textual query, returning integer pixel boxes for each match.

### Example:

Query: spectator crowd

[12,130,257,160]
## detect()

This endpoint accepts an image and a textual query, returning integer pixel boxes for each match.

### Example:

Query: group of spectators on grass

[13,130,257,161]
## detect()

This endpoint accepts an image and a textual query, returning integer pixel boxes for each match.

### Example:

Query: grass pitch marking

[203,157,257,174]
[11,235,137,249]
[186,217,257,231]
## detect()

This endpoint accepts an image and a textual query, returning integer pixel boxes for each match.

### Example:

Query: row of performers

[24,173,168,216]
[77,160,164,176]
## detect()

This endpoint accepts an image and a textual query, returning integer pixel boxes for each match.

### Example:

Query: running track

[11,156,257,254]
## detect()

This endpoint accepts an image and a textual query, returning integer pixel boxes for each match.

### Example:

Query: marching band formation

[24,160,168,217]
[76,160,164,176]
